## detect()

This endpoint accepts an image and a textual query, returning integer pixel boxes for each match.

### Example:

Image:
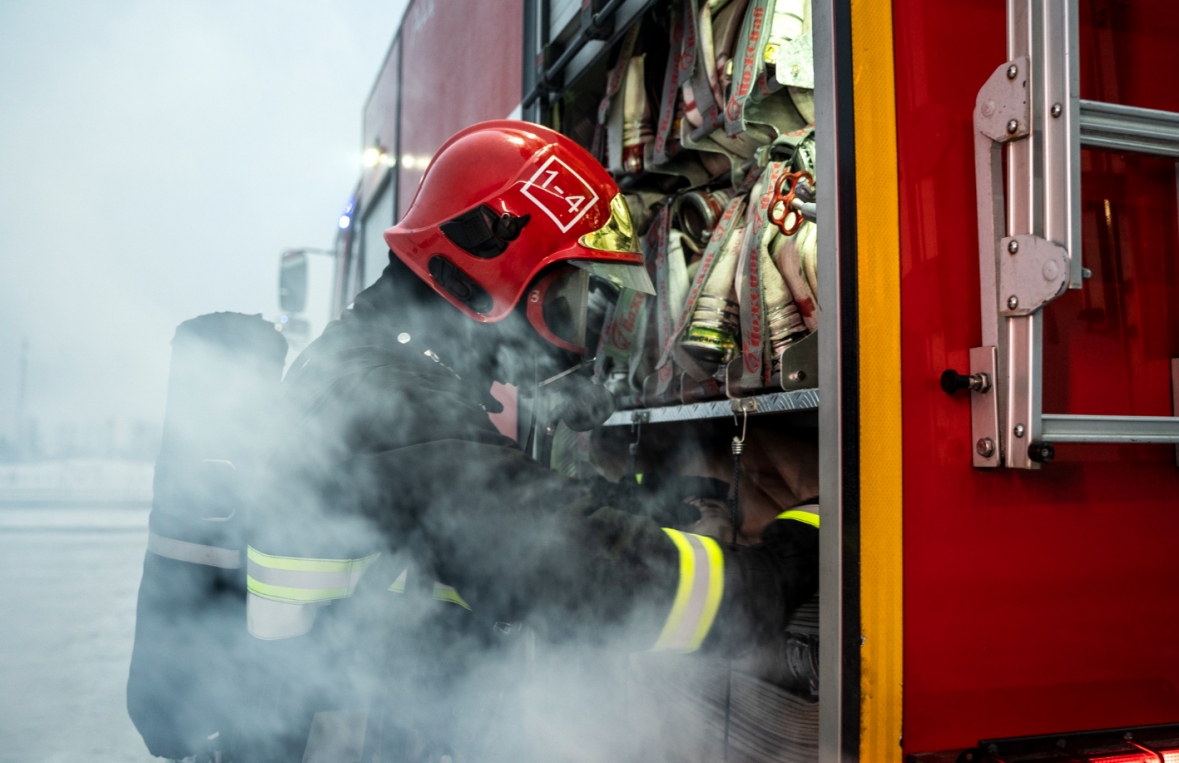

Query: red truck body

[327,1,1179,759]
[896,0,1179,752]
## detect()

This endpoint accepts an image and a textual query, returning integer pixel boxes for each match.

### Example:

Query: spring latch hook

[729,409,748,545]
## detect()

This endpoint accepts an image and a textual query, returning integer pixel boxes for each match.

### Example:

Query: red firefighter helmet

[384,120,653,352]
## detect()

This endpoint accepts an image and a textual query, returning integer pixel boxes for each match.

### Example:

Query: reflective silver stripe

[302,708,368,763]
[653,529,725,653]
[147,531,241,569]
[247,561,357,591]
[247,592,324,640]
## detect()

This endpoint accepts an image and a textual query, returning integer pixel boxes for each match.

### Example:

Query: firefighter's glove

[705,508,820,657]
[587,474,730,528]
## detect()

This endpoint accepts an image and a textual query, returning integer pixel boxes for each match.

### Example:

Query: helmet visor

[570,260,655,295]
[526,266,590,354]
[574,194,655,294]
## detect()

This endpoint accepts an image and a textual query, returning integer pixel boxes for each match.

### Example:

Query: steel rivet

[1007,239,1019,254]
[1007,295,1019,309]
[1014,423,1026,438]
[787,370,806,382]
[1006,64,1018,79]
[1082,267,1092,279]
[976,437,996,458]
[1051,102,1063,118]
[1006,119,1019,134]
[397,332,411,344]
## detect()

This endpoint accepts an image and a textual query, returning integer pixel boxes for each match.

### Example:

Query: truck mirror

[279,251,308,313]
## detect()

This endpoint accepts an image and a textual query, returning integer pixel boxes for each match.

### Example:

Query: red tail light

[1087,751,1179,763]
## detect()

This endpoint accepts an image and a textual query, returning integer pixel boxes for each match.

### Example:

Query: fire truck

[285,0,1179,760]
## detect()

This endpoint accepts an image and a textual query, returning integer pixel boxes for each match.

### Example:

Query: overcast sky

[0,0,408,447]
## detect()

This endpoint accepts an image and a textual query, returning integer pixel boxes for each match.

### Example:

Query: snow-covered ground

[0,501,154,762]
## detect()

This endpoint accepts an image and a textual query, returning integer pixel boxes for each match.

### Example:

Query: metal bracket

[975,57,1030,142]
[731,397,760,414]
[997,234,1069,316]
[973,57,1032,352]
[971,346,1001,467]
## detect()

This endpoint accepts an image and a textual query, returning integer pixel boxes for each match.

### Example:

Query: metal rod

[1041,413,1179,444]
[1079,99,1179,159]
[522,0,629,109]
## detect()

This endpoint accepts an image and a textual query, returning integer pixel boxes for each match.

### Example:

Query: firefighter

[244,120,818,762]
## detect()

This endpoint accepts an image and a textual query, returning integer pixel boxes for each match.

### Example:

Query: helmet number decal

[521,156,600,233]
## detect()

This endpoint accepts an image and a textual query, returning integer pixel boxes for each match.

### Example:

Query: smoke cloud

[0,4,820,762]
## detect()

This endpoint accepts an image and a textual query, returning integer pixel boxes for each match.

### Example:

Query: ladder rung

[1041,413,1179,444]
[1079,100,1179,159]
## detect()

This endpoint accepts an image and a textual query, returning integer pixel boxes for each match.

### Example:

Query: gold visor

[578,194,640,254]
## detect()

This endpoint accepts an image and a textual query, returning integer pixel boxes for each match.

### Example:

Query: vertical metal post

[1004,0,1043,468]
[522,0,542,124]
[1042,0,1081,288]
[816,0,859,759]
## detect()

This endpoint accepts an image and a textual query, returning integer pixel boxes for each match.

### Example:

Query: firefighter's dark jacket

[249,259,818,653]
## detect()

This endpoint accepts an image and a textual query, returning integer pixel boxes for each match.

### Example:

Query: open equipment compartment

[522,2,830,761]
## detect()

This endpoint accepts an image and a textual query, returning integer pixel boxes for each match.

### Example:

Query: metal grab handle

[768,170,815,237]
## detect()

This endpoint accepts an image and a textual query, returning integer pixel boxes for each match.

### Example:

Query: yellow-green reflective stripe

[432,583,471,610]
[652,529,724,653]
[777,509,820,529]
[247,578,350,603]
[247,546,379,573]
[246,547,380,604]
[653,529,695,651]
[388,568,408,594]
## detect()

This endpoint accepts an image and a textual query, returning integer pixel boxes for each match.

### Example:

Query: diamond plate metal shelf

[601,389,820,427]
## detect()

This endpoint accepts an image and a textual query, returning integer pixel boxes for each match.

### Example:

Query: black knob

[941,369,972,395]
[1028,441,1055,463]
[941,369,992,395]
